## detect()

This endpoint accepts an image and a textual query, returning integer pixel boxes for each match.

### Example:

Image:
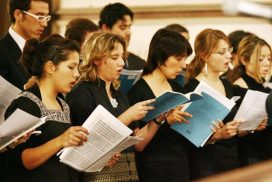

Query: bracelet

[153,118,165,126]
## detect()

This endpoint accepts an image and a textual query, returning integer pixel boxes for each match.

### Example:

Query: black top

[127,78,193,182]
[241,73,271,93]
[125,52,146,70]
[4,85,79,182]
[183,78,246,179]
[66,79,134,128]
[0,33,30,90]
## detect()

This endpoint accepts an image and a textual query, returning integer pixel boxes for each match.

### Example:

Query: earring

[204,63,208,76]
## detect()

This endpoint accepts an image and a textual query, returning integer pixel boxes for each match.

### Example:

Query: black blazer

[0,33,29,90]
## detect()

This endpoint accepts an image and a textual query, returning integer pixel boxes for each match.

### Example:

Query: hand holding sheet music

[0,109,45,150]
[59,105,143,172]
[171,81,236,147]
[142,91,202,122]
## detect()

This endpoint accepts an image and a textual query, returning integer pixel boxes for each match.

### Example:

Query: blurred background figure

[65,18,99,54]
[99,2,145,70]
[165,23,190,40]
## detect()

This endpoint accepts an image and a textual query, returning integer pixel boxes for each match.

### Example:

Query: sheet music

[235,90,268,130]
[0,76,21,124]
[59,105,140,172]
[0,109,45,150]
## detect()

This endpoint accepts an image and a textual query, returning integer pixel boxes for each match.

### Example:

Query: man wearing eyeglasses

[0,0,50,90]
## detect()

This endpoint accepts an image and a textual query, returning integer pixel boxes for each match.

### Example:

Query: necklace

[110,98,118,108]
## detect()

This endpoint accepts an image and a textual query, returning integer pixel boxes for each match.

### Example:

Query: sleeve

[3,96,41,173]
[66,84,97,126]
[266,93,272,118]
[5,96,41,119]
[127,82,152,129]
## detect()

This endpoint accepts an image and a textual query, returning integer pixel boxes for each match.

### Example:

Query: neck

[38,78,58,101]
[199,71,221,83]
[12,24,28,40]
[145,68,168,84]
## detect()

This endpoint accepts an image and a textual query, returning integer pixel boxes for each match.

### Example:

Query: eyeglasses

[211,47,233,57]
[22,11,51,22]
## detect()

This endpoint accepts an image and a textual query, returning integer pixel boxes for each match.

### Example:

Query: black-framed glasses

[212,47,233,57]
[22,11,51,22]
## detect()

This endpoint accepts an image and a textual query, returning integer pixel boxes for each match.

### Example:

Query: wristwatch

[153,118,165,125]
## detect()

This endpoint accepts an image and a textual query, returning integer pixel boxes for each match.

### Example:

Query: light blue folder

[171,92,231,147]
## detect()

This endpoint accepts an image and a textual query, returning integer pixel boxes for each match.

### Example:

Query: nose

[74,68,80,79]
[126,27,131,36]
[119,57,125,67]
[225,51,232,59]
[40,20,48,27]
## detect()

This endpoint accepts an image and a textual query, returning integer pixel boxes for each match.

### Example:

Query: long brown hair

[79,32,126,90]
[228,34,271,84]
[186,29,229,80]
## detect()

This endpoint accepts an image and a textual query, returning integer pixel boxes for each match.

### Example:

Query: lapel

[4,33,30,79]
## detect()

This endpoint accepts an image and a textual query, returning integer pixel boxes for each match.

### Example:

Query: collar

[9,26,26,51]
[93,78,117,93]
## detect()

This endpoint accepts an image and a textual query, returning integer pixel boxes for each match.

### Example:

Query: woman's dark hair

[21,34,80,77]
[143,28,192,75]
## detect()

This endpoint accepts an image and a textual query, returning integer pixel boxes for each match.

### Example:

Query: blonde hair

[186,29,229,80]
[229,34,271,84]
[79,32,126,89]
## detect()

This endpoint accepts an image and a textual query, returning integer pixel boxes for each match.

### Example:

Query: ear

[14,9,23,22]
[44,61,56,75]
[101,24,111,32]
[93,59,101,66]
[240,57,248,66]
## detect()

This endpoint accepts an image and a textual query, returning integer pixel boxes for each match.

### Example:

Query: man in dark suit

[0,0,50,90]
[99,3,146,70]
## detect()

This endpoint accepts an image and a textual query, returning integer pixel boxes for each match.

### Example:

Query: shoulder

[168,79,184,93]
[5,92,41,119]
[183,78,199,93]
[233,77,248,89]
[128,78,146,93]
[128,52,145,63]
[68,81,94,96]
[66,81,97,107]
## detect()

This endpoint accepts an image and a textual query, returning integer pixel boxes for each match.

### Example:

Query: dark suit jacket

[126,52,146,70]
[0,33,29,90]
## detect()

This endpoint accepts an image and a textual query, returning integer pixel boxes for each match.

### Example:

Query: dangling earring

[204,63,208,76]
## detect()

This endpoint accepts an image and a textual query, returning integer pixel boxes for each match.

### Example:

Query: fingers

[61,126,89,147]
[211,121,221,133]
[143,99,156,105]
[106,153,121,167]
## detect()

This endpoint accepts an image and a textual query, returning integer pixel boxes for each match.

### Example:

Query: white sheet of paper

[194,81,235,110]
[235,90,268,131]
[0,76,21,124]
[59,105,139,172]
[0,109,45,150]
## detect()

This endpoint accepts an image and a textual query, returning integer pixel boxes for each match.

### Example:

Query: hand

[211,120,224,133]
[212,120,241,140]
[8,131,33,149]
[166,105,192,125]
[106,153,121,167]
[255,118,268,131]
[24,76,38,90]
[123,99,155,122]
[57,126,89,148]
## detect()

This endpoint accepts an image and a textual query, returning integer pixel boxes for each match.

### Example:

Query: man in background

[99,2,145,70]
[0,0,50,90]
